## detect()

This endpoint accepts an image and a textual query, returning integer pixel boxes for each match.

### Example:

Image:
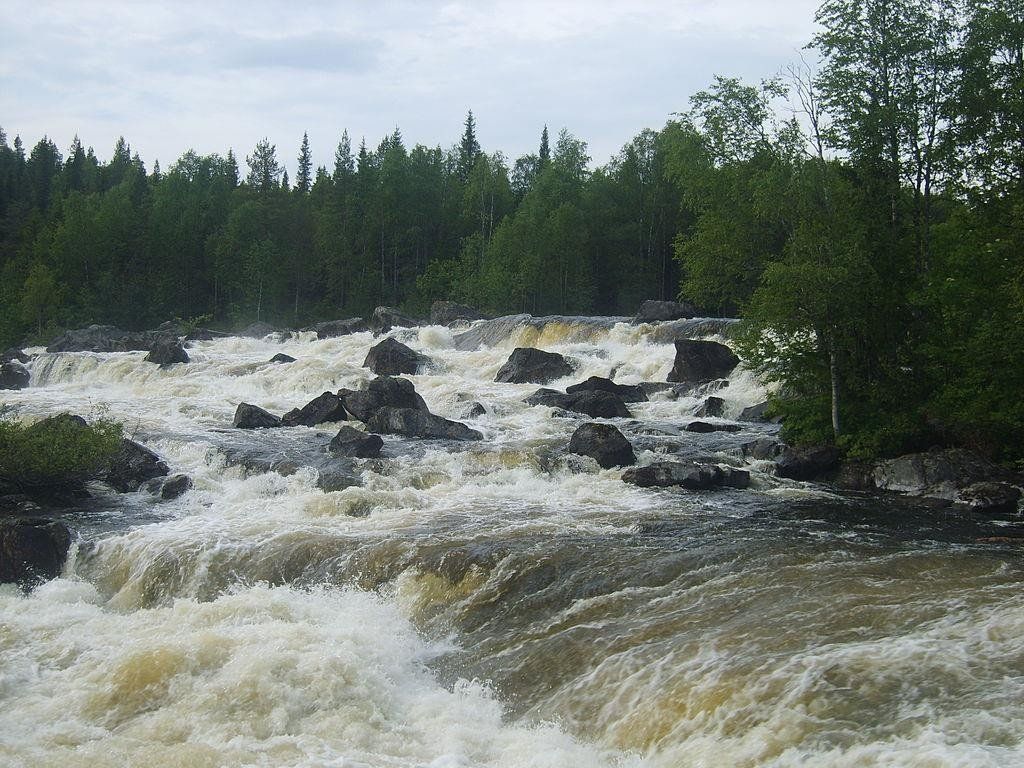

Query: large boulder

[313,317,367,339]
[232,403,282,429]
[633,299,699,324]
[685,421,741,433]
[363,337,429,376]
[495,348,573,384]
[145,338,189,366]
[430,301,486,326]
[622,461,749,490]
[328,425,384,458]
[667,339,739,384]
[0,519,72,586]
[105,438,171,492]
[282,392,348,427]
[742,437,785,461]
[368,306,420,335]
[341,376,429,422]
[694,396,725,418]
[0,361,30,390]
[872,449,1000,499]
[738,401,780,423]
[47,324,152,353]
[957,482,1021,516]
[775,445,841,480]
[366,407,483,441]
[2,348,30,363]
[565,376,647,403]
[525,388,633,419]
[568,423,636,469]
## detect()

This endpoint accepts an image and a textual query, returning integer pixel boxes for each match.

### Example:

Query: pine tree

[296,131,312,193]
[458,110,481,180]
[539,125,551,167]
[282,168,290,190]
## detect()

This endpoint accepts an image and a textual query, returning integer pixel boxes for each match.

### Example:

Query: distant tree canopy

[0,1,1020,464]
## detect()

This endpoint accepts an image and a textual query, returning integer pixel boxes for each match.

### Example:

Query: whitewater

[1,318,1022,768]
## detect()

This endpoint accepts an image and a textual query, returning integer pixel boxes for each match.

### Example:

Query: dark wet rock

[465,402,487,419]
[106,438,171,492]
[622,461,745,490]
[0,518,72,586]
[644,318,740,344]
[236,322,278,339]
[46,324,157,353]
[837,462,877,491]
[0,361,30,390]
[694,396,725,418]
[495,347,573,384]
[742,437,785,461]
[566,376,647,403]
[341,376,429,422]
[232,403,282,429]
[739,401,780,423]
[685,421,742,433]
[368,306,420,335]
[0,494,44,516]
[328,425,384,458]
[268,353,296,364]
[430,301,485,326]
[363,337,429,376]
[143,473,193,500]
[775,445,841,481]
[282,392,348,427]
[667,339,739,384]
[633,299,699,324]
[568,423,636,469]
[2,348,30,364]
[366,407,483,441]
[956,482,1021,516]
[312,317,367,338]
[872,449,999,500]
[525,388,633,419]
[145,338,189,366]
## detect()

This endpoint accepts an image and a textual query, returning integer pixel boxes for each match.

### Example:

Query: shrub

[0,414,123,492]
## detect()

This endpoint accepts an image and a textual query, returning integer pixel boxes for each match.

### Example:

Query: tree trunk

[830,344,841,439]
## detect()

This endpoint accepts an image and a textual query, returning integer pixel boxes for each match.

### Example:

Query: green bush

[0,414,123,491]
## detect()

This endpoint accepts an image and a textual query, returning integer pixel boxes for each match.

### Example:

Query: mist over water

[2,318,1023,767]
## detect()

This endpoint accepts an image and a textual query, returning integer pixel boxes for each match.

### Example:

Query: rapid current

[1,317,1023,767]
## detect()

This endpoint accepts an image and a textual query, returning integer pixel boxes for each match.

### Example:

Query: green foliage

[0,414,123,491]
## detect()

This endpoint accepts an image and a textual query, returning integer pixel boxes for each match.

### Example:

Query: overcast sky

[1,0,821,174]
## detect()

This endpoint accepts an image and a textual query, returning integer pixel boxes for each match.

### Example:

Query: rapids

[1,317,1023,767]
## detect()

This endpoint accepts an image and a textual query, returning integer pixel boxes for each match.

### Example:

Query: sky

[0,0,822,175]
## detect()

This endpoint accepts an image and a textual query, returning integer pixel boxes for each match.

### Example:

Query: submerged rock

[282,392,348,427]
[495,347,574,384]
[106,438,170,492]
[622,461,749,490]
[667,339,739,384]
[341,376,429,422]
[0,518,72,587]
[565,376,647,403]
[328,425,384,458]
[363,337,429,376]
[366,407,483,441]
[0,361,30,390]
[145,338,189,366]
[568,423,636,469]
[633,299,699,324]
[464,402,487,419]
[233,403,282,429]
[430,301,485,326]
[268,353,296,364]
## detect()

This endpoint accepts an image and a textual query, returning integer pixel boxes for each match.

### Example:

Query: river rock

[430,301,485,326]
[464,402,487,418]
[0,518,72,586]
[694,396,725,418]
[368,306,420,335]
[282,392,348,427]
[775,445,841,480]
[633,299,699,324]
[328,425,384,458]
[233,403,282,429]
[872,449,998,499]
[46,324,153,353]
[495,348,573,384]
[739,401,779,423]
[145,338,189,366]
[143,473,193,500]
[743,437,785,461]
[313,318,367,338]
[366,407,483,441]
[568,423,636,468]
[0,361,30,390]
[237,322,278,338]
[622,461,747,490]
[685,421,742,433]
[525,388,633,418]
[106,438,171,492]
[2,348,30,363]
[957,482,1021,516]
[667,340,739,384]
[363,337,429,376]
[268,353,296,364]
[341,376,429,422]
[565,376,647,403]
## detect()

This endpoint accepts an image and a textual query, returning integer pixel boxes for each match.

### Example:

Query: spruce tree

[458,110,481,180]
[334,129,354,181]
[539,125,551,167]
[296,131,312,193]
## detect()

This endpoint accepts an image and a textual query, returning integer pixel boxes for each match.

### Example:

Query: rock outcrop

[363,337,429,376]
[366,407,482,441]
[341,376,429,422]
[622,461,750,490]
[565,376,647,403]
[368,306,420,335]
[328,425,384,458]
[233,403,282,429]
[312,318,367,338]
[775,445,841,480]
[430,301,485,326]
[495,348,573,384]
[568,423,636,468]
[145,339,190,366]
[281,392,348,427]
[633,299,699,324]
[872,449,1001,500]
[0,519,72,586]
[0,361,30,390]
[525,388,633,418]
[667,339,739,384]
[105,438,171,492]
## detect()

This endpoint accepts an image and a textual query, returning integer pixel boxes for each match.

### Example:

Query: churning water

[2,318,1022,767]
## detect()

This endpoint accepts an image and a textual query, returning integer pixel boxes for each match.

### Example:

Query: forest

[0,0,1021,463]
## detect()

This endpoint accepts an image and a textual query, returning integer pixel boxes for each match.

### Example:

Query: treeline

[1,0,1021,463]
